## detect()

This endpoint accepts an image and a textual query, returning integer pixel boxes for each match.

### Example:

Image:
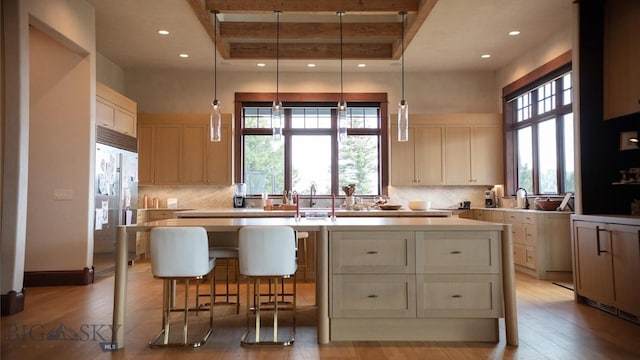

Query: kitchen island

[111,217,517,349]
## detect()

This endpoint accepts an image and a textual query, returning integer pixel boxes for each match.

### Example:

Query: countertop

[174,207,452,218]
[462,207,575,215]
[571,214,640,226]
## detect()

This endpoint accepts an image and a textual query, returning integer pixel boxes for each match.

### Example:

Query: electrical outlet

[53,189,73,200]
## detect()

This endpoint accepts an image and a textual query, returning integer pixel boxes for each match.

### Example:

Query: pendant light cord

[276,11,280,102]
[213,11,218,99]
[339,11,344,101]
[401,11,406,101]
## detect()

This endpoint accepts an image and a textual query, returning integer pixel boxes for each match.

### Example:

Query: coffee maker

[233,183,247,208]
[484,189,497,208]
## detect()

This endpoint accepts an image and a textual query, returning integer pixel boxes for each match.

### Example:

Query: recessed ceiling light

[179,53,189,58]
[508,30,521,36]
[481,54,491,59]
[158,30,170,35]
[357,63,367,68]
[257,63,266,67]
[307,63,316,68]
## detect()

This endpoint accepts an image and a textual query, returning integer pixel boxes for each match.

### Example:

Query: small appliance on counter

[233,183,247,208]
[484,189,497,208]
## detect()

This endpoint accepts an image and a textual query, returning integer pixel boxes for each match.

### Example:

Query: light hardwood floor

[2,261,640,360]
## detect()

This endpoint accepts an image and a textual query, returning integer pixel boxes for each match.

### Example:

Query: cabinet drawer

[504,212,523,223]
[522,213,537,225]
[416,231,500,274]
[416,274,502,318]
[331,231,415,274]
[513,242,527,266]
[331,274,416,318]
[474,210,487,221]
[490,211,504,222]
[525,246,536,269]
[524,223,537,246]
[146,210,176,220]
[511,223,524,244]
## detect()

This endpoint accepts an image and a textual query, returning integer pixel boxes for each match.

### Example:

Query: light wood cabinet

[390,124,444,185]
[96,82,137,137]
[604,0,640,120]
[329,229,503,342]
[390,113,502,186]
[573,218,640,320]
[137,113,232,185]
[468,208,572,280]
[444,119,503,185]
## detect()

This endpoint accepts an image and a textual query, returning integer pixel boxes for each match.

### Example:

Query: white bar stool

[238,225,297,346]
[149,227,215,348]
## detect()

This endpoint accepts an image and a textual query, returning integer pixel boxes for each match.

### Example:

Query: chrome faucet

[516,187,530,209]
[309,184,317,207]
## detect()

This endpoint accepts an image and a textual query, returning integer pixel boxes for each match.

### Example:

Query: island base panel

[330,318,499,342]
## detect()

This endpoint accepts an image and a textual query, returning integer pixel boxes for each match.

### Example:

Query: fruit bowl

[536,198,562,211]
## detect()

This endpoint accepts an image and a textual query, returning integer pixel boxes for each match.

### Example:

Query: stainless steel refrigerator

[94,143,138,274]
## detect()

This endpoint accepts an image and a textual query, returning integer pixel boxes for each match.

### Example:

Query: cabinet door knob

[366,251,378,255]
[450,250,462,254]
[451,294,462,298]
[367,294,378,298]
[596,225,609,256]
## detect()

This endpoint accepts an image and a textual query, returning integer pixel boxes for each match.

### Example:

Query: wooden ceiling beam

[229,42,393,60]
[220,22,402,40]
[206,0,419,13]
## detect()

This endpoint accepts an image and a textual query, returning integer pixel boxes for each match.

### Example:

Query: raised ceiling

[89,0,573,72]
[189,0,436,61]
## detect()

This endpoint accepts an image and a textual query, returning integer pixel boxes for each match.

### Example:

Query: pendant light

[397,11,409,142]
[209,10,221,142]
[337,11,348,142]
[272,10,283,141]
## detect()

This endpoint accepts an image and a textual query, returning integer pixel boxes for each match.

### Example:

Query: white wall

[496,26,573,102]
[24,0,96,272]
[125,68,498,114]
[96,52,125,92]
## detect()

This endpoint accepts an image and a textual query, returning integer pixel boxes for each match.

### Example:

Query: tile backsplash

[139,185,502,210]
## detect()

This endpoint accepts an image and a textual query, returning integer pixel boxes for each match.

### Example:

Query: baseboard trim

[24,267,95,287]
[1,290,25,316]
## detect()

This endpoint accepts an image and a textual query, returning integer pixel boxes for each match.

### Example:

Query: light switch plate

[53,189,73,200]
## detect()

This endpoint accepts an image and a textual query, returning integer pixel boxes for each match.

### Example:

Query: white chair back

[238,226,297,277]
[150,227,211,277]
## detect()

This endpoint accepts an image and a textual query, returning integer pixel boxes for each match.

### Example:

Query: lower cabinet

[329,230,503,342]
[573,218,640,322]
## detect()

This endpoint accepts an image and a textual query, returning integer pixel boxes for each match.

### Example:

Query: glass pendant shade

[337,100,347,142]
[397,99,409,142]
[210,99,222,141]
[272,100,283,141]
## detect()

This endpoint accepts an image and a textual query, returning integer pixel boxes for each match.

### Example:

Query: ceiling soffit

[187,0,438,61]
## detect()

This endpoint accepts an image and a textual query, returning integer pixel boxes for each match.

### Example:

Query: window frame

[234,92,389,197]
[503,51,573,196]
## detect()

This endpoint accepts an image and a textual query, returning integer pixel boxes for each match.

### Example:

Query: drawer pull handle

[366,251,378,255]
[450,250,461,254]
[596,225,609,256]
[451,294,462,298]
[367,294,378,298]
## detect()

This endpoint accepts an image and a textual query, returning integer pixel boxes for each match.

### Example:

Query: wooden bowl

[379,204,402,210]
[536,199,562,211]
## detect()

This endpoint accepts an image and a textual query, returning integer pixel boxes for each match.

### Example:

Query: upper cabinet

[96,82,137,137]
[137,113,232,186]
[390,123,444,185]
[604,0,640,120]
[390,114,503,186]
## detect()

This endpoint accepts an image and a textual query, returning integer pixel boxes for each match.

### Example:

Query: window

[235,93,388,197]
[504,61,574,196]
